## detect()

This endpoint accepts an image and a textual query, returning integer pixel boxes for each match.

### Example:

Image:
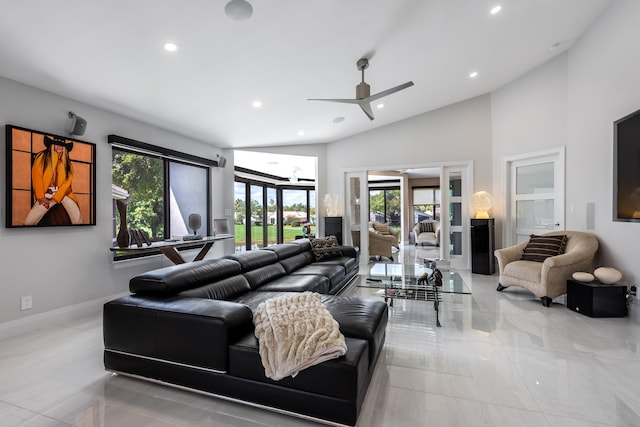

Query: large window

[234,176,315,250]
[369,187,401,229]
[110,135,211,259]
[282,188,312,243]
[413,187,441,223]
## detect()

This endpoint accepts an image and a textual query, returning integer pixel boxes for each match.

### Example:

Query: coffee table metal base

[383,276,443,327]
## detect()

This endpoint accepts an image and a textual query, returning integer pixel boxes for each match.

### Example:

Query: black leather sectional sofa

[103,239,388,426]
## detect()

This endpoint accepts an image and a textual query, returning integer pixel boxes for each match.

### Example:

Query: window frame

[368,185,401,226]
[234,174,315,251]
[110,135,213,261]
[412,186,441,222]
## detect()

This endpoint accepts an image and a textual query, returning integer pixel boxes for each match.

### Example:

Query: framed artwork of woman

[6,125,96,227]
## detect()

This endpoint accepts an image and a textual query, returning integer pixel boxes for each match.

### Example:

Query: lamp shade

[471,191,494,219]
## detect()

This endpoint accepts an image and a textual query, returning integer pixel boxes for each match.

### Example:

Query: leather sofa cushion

[312,256,357,274]
[225,250,278,271]
[286,238,312,252]
[278,253,311,274]
[104,295,253,372]
[231,291,298,312]
[229,334,369,401]
[263,243,302,259]
[130,259,242,295]
[321,295,388,367]
[256,274,330,294]
[178,275,251,300]
[290,264,345,288]
[243,264,286,289]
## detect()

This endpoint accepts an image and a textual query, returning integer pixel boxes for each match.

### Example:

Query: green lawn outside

[234,224,314,247]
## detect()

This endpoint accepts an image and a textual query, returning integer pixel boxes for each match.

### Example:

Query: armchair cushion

[418,221,436,233]
[521,234,567,262]
[371,222,391,235]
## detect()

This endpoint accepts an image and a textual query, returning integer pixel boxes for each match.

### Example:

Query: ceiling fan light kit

[308,58,414,120]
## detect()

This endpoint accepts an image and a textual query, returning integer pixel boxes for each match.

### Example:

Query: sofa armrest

[104,295,254,372]
[338,245,359,260]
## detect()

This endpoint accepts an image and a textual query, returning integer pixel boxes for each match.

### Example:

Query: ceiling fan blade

[307,98,361,104]
[366,81,414,102]
[358,101,375,121]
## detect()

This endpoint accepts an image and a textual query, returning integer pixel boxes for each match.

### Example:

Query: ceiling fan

[308,58,414,121]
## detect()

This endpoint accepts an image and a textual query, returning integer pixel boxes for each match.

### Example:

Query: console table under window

[110,235,233,264]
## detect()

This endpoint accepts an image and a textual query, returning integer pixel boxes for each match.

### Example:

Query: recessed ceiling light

[225,0,253,22]
[332,117,345,124]
[377,104,384,109]
[252,100,262,108]
[297,130,305,136]
[163,42,178,52]
[490,5,502,15]
[469,71,479,79]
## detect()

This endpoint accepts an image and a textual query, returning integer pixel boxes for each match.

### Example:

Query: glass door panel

[266,187,277,245]
[449,173,463,256]
[234,181,247,251]
[250,185,265,249]
[345,172,366,261]
[516,163,554,194]
[440,164,471,269]
[510,155,563,245]
[282,189,308,243]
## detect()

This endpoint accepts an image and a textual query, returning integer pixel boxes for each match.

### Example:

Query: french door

[440,166,471,269]
[506,149,565,245]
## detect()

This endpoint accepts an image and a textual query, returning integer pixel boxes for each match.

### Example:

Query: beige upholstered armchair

[413,220,440,246]
[495,231,599,307]
[351,228,398,261]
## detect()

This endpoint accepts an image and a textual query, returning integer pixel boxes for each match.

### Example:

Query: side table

[566,279,628,318]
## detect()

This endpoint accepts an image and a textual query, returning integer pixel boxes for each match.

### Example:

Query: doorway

[342,161,472,270]
[504,148,565,246]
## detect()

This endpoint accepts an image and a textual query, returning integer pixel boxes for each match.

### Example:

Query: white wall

[0,77,231,333]
[325,94,493,205]
[490,0,640,287]
[566,0,640,285]
[490,53,569,249]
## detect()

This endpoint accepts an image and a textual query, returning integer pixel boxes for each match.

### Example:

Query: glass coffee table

[365,260,471,327]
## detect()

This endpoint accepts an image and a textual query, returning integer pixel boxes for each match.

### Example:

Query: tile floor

[1,245,639,426]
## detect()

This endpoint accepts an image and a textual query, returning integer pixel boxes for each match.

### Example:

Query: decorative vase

[594,267,622,285]
[116,200,130,248]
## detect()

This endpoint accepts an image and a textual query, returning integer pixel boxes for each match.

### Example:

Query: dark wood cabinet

[471,218,495,275]
[324,216,343,245]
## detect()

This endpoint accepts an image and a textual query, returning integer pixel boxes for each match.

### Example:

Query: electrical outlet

[21,295,32,310]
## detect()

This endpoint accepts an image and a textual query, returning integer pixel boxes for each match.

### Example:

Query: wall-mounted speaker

[217,155,227,168]
[67,111,87,136]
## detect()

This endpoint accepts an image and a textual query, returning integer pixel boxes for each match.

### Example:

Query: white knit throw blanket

[253,292,347,381]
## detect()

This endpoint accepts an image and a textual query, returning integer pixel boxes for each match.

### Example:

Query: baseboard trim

[0,292,129,340]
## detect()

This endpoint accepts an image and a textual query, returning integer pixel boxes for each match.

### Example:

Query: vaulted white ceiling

[0,1,610,148]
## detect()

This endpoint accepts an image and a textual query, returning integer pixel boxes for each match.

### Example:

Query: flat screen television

[614,108,640,222]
